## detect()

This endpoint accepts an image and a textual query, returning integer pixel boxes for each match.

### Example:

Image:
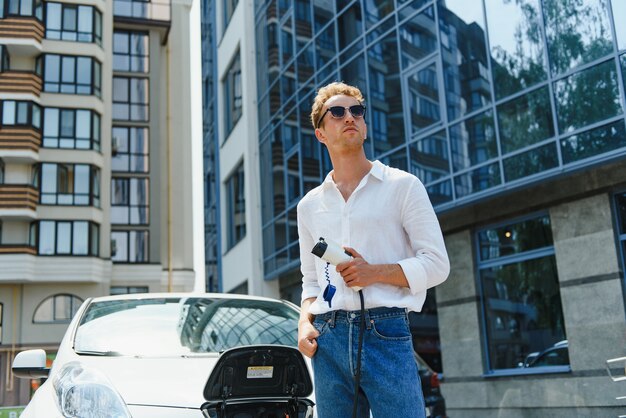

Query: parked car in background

[12,293,310,418]
[415,352,447,418]
[526,340,569,368]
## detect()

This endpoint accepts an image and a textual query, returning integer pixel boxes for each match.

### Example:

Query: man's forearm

[375,263,410,288]
[300,297,317,324]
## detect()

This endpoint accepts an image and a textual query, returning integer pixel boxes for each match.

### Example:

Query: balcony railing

[0,16,44,43]
[0,245,37,255]
[0,184,39,210]
[0,70,42,95]
[0,126,41,151]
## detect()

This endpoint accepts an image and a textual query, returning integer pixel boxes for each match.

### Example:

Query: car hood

[75,355,220,408]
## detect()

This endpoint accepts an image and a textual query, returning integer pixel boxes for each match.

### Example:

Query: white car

[12,293,315,418]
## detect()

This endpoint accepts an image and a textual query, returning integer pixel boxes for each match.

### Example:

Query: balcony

[0,70,42,96]
[0,125,41,153]
[0,184,39,211]
[0,17,44,57]
[0,244,36,255]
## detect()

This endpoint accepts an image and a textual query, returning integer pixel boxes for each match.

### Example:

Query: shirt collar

[322,160,384,189]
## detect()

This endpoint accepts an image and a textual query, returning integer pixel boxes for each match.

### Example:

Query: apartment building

[0,0,202,406]
[203,0,626,415]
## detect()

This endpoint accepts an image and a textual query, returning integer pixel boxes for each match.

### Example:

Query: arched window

[33,294,83,323]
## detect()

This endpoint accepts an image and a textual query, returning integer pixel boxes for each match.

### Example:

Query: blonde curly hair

[310,82,365,129]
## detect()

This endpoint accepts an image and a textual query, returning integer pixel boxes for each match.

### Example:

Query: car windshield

[73,297,299,357]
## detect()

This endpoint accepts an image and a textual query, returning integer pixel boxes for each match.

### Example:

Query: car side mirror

[12,349,50,379]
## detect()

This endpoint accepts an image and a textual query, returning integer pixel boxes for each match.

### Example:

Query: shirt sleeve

[396,178,450,295]
[297,200,321,302]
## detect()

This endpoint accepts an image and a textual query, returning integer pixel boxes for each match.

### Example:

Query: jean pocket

[371,316,411,341]
[313,318,330,337]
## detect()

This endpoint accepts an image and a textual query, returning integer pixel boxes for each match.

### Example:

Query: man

[297,82,450,418]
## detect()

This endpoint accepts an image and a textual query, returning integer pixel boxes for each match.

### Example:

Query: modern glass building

[203,0,626,415]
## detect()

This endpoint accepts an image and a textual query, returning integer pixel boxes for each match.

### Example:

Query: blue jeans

[311,307,426,418]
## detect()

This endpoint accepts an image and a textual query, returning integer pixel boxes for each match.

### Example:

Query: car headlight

[52,361,132,418]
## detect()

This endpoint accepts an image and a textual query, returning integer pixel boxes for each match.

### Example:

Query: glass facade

[254,0,626,278]
[201,0,221,292]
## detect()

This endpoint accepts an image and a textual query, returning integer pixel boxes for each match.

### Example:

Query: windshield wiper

[74,349,125,356]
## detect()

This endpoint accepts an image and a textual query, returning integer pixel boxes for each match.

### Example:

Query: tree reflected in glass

[543,0,613,76]
[554,59,622,133]
[560,120,626,164]
[485,0,547,100]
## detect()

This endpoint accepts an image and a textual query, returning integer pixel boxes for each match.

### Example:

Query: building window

[37,54,102,97]
[33,294,83,323]
[1,0,43,19]
[113,0,170,21]
[0,45,9,71]
[111,230,149,263]
[1,101,41,129]
[38,163,100,206]
[615,192,626,292]
[110,286,148,295]
[113,76,149,121]
[113,30,149,72]
[226,162,245,248]
[223,53,242,138]
[476,214,569,373]
[112,126,149,173]
[223,0,238,30]
[111,177,149,225]
[0,303,3,344]
[45,3,102,45]
[33,220,99,256]
[43,107,101,150]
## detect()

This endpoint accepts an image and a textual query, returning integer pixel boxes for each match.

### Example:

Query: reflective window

[450,110,497,172]
[485,0,547,100]
[368,33,404,156]
[409,130,449,185]
[113,0,170,21]
[46,2,102,44]
[615,193,626,284]
[224,53,242,138]
[543,0,613,76]
[454,163,500,198]
[111,177,149,225]
[113,76,149,121]
[503,143,558,182]
[497,87,554,154]
[2,0,42,18]
[74,297,298,355]
[0,101,41,129]
[35,220,99,256]
[111,230,149,263]
[112,127,149,172]
[408,62,441,134]
[39,163,100,206]
[554,60,622,134]
[39,54,101,97]
[0,45,9,71]
[110,286,148,295]
[561,120,626,164]
[399,5,436,70]
[476,214,568,372]
[613,0,626,51]
[439,0,491,121]
[223,0,238,30]
[337,2,363,51]
[113,31,149,72]
[226,162,246,249]
[33,294,83,323]
[43,107,100,150]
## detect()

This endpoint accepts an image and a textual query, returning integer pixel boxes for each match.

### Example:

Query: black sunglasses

[317,104,366,128]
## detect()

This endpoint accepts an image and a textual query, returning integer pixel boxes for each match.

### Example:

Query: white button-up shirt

[297,160,450,314]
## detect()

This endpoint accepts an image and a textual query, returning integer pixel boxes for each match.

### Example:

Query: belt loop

[365,309,372,330]
[329,310,337,328]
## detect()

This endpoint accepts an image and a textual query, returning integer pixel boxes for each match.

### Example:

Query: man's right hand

[298,320,319,358]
